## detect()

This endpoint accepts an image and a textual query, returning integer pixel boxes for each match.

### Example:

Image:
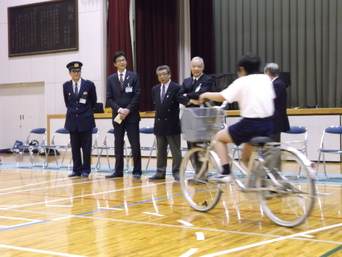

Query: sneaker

[209,174,234,183]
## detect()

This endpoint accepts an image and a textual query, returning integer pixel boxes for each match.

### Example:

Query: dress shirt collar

[73,79,81,88]
[117,69,127,78]
[162,79,171,90]
[193,73,203,81]
[271,76,279,83]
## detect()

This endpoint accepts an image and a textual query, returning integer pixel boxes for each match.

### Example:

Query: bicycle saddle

[249,136,273,146]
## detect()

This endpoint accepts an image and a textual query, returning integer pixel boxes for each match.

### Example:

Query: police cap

[66,61,83,71]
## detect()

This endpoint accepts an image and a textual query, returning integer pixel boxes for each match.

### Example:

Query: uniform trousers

[155,134,182,178]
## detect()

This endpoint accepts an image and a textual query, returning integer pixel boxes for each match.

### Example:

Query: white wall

[0,0,107,116]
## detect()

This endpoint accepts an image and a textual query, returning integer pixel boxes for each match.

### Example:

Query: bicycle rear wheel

[179,147,222,211]
[256,147,316,227]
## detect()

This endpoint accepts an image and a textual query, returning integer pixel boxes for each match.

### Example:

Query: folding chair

[126,127,156,171]
[139,127,156,171]
[231,144,243,164]
[316,126,342,179]
[14,128,47,168]
[45,128,71,168]
[281,126,308,178]
[95,128,115,172]
[282,126,308,155]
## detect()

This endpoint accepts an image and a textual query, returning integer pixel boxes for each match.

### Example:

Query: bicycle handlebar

[201,99,228,109]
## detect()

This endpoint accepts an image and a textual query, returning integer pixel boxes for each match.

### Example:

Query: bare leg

[214,129,234,165]
[241,143,253,168]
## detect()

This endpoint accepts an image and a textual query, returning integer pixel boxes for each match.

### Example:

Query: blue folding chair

[95,128,115,172]
[45,128,71,168]
[14,128,47,168]
[316,126,342,179]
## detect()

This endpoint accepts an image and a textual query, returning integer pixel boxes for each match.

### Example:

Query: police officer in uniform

[63,61,97,178]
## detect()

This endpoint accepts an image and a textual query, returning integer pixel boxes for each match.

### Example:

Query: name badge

[195,83,202,92]
[125,84,133,93]
[80,98,86,104]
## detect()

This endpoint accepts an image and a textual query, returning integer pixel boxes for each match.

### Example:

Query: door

[0,82,45,149]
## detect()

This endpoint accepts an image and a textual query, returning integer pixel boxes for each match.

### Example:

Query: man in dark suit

[106,51,142,179]
[178,57,214,172]
[264,63,290,142]
[63,61,97,178]
[149,65,182,181]
[178,57,214,107]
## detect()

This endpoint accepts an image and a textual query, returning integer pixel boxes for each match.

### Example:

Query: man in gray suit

[149,65,183,181]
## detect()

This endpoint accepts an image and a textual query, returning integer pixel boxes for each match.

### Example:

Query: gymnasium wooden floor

[1,153,342,257]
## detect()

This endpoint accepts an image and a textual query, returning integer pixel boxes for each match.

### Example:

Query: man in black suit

[178,57,214,172]
[63,61,97,178]
[149,65,182,181]
[264,63,290,142]
[106,51,142,179]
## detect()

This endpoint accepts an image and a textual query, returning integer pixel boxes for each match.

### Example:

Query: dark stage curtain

[190,0,215,74]
[107,0,133,77]
[135,0,179,111]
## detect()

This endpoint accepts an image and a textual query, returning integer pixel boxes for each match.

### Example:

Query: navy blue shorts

[228,117,274,146]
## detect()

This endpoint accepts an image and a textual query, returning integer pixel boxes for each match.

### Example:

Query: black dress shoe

[105,173,123,178]
[81,173,90,178]
[68,172,81,178]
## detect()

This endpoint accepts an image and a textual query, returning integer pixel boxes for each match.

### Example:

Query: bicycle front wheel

[179,147,222,212]
[255,147,316,227]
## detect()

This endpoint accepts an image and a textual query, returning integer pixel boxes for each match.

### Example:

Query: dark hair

[237,53,260,75]
[113,51,126,63]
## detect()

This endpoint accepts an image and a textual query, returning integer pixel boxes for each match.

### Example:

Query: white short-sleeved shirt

[220,74,275,118]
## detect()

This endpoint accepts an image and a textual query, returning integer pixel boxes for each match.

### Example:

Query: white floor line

[0,178,67,192]
[0,180,90,196]
[178,220,194,226]
[0,244,86,257]
[196,232,205,240]
[0,216,40,222]
[6,181,174,209]
[4,208,342,250]
[143,212,164,216]
[200,222,342,256]
[180,248,199,257]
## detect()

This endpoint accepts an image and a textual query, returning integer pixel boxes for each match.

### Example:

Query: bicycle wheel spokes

[257,147,315,227]
[179,147,221,212]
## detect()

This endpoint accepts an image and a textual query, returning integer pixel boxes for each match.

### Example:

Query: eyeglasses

[116,58,126,63]
[157,72,169,77]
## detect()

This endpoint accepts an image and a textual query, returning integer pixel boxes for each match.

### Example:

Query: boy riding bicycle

[198,54,275,183]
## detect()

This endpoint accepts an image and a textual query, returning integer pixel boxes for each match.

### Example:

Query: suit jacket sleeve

[177,78,192,105]
[186,74,214,100]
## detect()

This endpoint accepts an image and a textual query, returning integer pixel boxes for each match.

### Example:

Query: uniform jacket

[273,77,290,133]
[178,73,214,107]
[152,81,182,136]
[63,78,97,132]
[106,71,141,123]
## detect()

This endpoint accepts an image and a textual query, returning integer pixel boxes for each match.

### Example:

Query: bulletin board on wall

[8,0,78,57]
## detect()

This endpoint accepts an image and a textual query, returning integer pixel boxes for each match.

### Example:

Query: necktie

[75,82,78,97]
[119,74,124,90]
[161,84,165,102]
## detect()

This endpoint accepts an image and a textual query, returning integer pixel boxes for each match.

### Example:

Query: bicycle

[179,104,317,227]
